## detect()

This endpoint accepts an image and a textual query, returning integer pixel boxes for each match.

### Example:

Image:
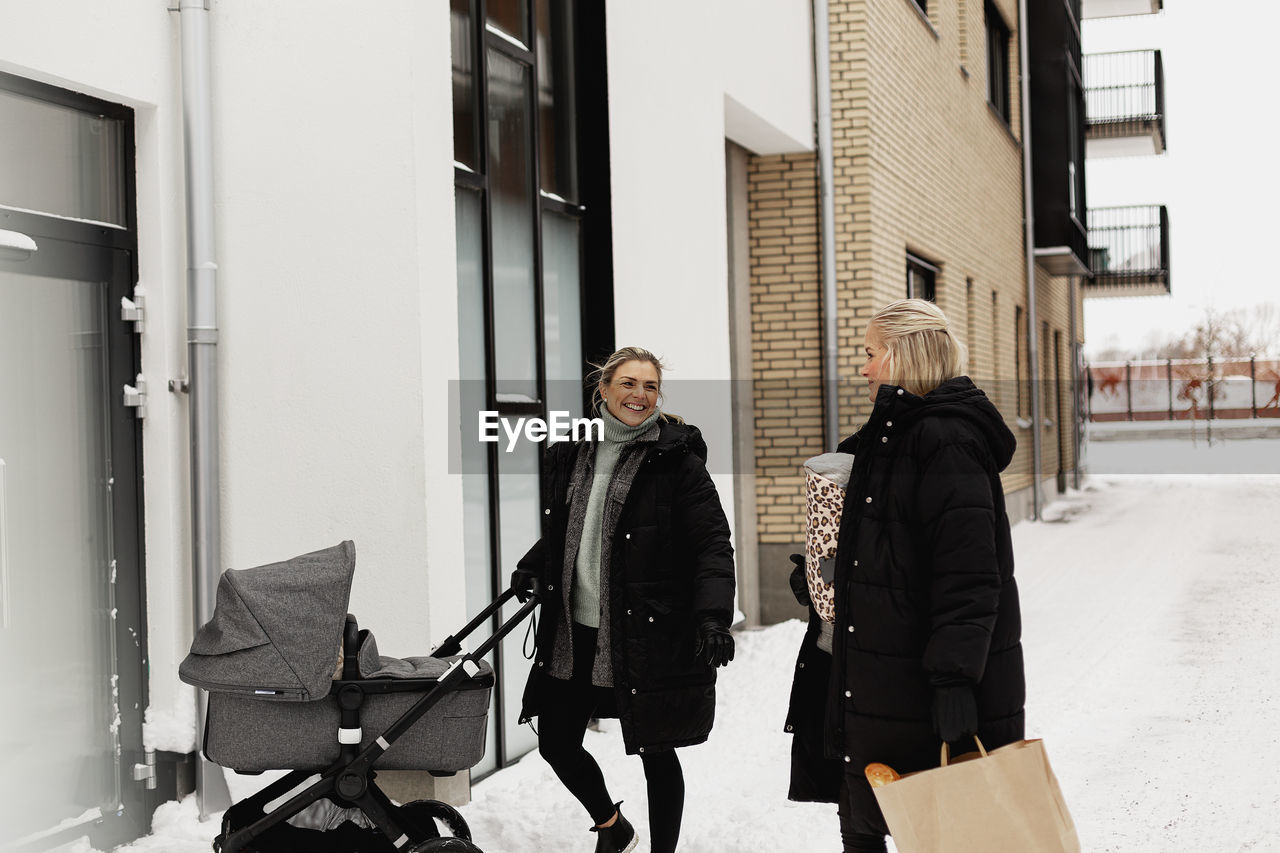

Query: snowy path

[112,476,1280,852]
[1020,477,1280,851]
[461,476,1280,852]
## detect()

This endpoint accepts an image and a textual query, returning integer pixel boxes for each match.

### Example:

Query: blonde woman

[511,347,736,853]
[786,299,1026,853]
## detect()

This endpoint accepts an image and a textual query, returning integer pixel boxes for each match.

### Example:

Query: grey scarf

[548,416,661,686]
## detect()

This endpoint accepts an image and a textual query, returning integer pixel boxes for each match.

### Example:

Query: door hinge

[121,288,146,334]
[123,374,147,419]
[132,750,157,790]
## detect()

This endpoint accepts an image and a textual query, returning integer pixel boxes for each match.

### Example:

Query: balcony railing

[1084,50,1166,156]
[1087,205,1170,296]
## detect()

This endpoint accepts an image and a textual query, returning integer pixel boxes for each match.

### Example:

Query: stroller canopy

[180,541,357,701]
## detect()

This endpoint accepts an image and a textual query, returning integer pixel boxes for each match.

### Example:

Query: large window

[1042,321,1054,428]
[1015,305,1028,419]
[450,0,610,776]
[986,1,1011,123]
[965,278,976,376]
[1066,56,1086,229]
[906,252,938,302]
[991,291,1002,410]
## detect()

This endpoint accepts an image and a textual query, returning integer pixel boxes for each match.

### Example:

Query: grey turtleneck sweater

[571,406,660,627]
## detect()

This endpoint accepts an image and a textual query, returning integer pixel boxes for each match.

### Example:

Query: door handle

[0,229,38,262]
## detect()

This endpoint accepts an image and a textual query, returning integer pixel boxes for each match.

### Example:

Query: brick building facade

[746,0,1085,622]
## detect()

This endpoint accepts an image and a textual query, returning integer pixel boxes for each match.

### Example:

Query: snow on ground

[457,621,835,853]
[1088,436,1280,475]
[1017,476,1280,851]
[1087,417,1280,475]
[112,472,1280,852]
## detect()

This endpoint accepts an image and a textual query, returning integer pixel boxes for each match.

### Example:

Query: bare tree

[1181,307,1245,358]
[1234,301,1280,357]
[1086,301,1280,362]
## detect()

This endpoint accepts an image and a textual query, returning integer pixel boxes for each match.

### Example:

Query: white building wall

[0,0,812,756]
[605,0,813,568]
[0,0,463,747]
[719,0,816,155]
[207,1,461,664]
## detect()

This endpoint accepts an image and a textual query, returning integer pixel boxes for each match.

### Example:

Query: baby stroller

[179,541,540,852]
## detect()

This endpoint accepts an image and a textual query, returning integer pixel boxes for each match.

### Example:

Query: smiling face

[861,325,891,402]
[600,359,661,426]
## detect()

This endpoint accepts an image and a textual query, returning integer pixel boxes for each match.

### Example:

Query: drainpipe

[178,0,231,818]
[1017,0,1042,520]
[813,0,839,449]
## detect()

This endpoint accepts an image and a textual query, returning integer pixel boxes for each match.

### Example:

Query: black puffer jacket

[518,419,736,754]
[784,609,844,803]
[790,377,1024,802]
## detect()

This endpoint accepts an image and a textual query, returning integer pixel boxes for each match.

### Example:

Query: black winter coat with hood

[518,419,736,754]
[786,376,1025,803]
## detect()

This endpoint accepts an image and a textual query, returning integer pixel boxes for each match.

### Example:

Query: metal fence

[1088,358,1280,422]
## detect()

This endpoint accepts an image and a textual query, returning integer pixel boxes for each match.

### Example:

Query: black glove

[931,684,979,744]
[693,618,735,667]
[788,553,810,608]
[509,567,542,603]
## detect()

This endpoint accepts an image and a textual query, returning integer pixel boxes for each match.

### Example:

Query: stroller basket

[179,541,539,853]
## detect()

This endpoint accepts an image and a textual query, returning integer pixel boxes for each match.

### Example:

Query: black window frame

[1065,53,1086,233]
[906,251,939,302]
[986,0,1012,124]
[449,0,612,776]
[1015,304,1028,419]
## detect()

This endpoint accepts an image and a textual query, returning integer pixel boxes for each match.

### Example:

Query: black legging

[537,622,685,853]
[838,764,889,853]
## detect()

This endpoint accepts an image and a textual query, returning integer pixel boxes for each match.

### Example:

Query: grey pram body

[179,541,533,853]
[202,638,491,774]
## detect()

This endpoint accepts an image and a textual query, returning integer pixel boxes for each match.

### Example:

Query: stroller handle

[432,583,539,659]
[336,588,541,787]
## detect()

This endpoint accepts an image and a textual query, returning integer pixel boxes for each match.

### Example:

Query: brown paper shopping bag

[871,738,1080,853]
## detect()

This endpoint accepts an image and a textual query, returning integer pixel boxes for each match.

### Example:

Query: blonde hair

[587,346,684,423]
[868,299,968,396]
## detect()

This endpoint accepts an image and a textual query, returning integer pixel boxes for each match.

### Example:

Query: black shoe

[590,803,638,853]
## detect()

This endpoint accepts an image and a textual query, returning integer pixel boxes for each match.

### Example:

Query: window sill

[988,102,1021,148]
[904,0,939,40]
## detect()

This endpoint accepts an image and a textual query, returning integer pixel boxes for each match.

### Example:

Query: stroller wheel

[408,839,483,853]
[401,799,472,841]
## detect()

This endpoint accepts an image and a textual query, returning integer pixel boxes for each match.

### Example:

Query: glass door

[0,70,147,851]
[0,235,145,849]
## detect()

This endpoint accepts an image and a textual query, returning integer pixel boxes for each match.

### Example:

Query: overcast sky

[1081,0,1279,357]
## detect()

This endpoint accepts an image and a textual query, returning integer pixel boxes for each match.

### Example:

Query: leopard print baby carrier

[803,452,855,623]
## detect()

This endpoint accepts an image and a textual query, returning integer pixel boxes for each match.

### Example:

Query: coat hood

[876,376,1016,471]
[654,417,709,461]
